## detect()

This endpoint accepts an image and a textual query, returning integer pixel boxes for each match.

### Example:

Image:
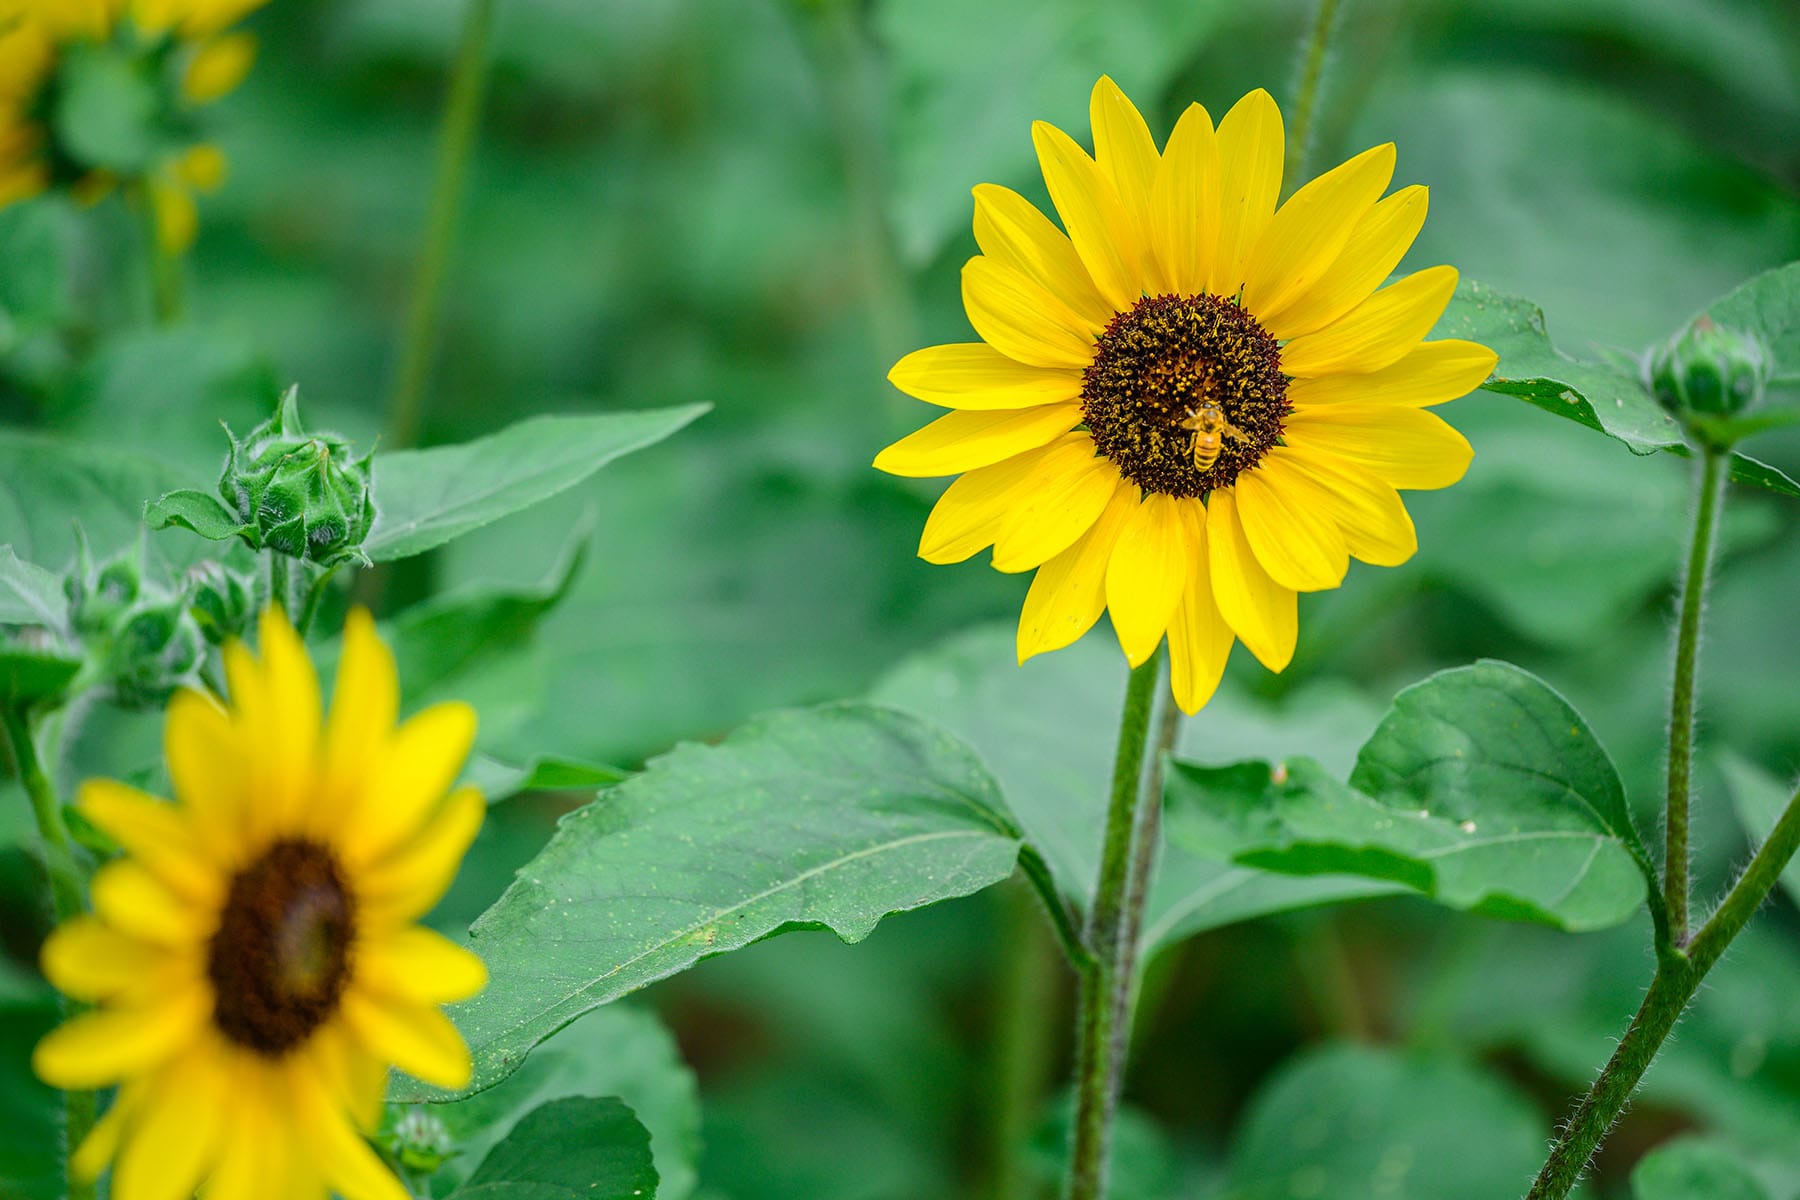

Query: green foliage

[449,1096,658,1200]
[1632,1137,1773,1200]
[437,703,1022,1096]
[1718,753,1800,907]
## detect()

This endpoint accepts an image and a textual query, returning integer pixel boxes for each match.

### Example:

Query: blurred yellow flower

[875,77,1495,713]
[33,608,487,1200]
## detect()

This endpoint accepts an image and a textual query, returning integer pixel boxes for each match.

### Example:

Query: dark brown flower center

[207,839,355,1056]
[1080,293,1288,496]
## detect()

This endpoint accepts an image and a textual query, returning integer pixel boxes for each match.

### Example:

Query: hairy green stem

[1528,780,1800,1199]
[384,0,495,450]
[1067,653,1167,1200]
[1665,447,1725,942]
[1284,0,1343,190]
[1020,843,1094,971]
[2,708,95,1200]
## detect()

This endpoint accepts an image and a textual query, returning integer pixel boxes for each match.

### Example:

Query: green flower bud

[66,542,203,710]
[1650,315,1770,422]
[185,560,256,646]
[388,1108,456,1175]
[219,386,375,566]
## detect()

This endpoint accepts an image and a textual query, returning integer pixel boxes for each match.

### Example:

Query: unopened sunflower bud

[67,544,203,710]
[185,560,255,646]
[389,1108,456,1175]
[1650,315,1770,423]
[219,386,375,566]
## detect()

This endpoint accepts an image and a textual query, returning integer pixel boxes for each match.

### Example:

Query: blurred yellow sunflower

[33,608,486,1200]
[0,0,268,250]
[875,77,1495,713]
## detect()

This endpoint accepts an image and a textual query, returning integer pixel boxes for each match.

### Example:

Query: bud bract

[66,542,203,710]
[184,560,256,646]
[219,386,375,566]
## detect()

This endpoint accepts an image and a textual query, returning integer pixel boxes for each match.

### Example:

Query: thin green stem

[1284,0,1343,191]
[1067,653,1164,1200]
[267,551,292,620]
[1664,447,1726,942]
[2,708,95,1200]
[1528,781,1800,1199]
[1020,844,1094,971]
[384,0,496,450]
[295,562,343,638]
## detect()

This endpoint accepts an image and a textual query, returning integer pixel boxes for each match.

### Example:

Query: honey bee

[1179,402,1245,472]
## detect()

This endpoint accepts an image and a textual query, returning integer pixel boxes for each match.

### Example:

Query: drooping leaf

[1226,1043,1547,1200]
[1718,752,1800,908]
[364,406,707,562]
[143,489,250,542]
[870,625,1401,954]
[1632,1137,1773,1200]
[0,548,67,630]
[396,1005,698,1200]
[451,1096,657,1200]
[437,703,1021,1095]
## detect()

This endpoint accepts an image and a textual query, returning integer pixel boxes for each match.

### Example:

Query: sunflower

[875,77,1496,713]
[33,608,486,1200]
[0,0,268,251]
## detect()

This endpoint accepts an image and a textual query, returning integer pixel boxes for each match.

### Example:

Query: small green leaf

[451,1096,657,1200]
[1706,260,1800,388]
[1632,1136,1773,1200]
[465,754,630,805]
[1226,1044,1547,1200]
[438,702,1020,1096]
[0,547,67,630]
[144,490,251,542]
[1718,752,1800,909]
[365,406,708,562]
[0,648,82,709]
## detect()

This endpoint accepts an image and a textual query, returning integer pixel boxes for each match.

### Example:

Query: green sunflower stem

[1067,651,1172,1200]
[1664,446,1726,943]
[1528,779,1800,1199]
[384,0,496,450]
[1,707,96,1200]
[1285,0,1343,189]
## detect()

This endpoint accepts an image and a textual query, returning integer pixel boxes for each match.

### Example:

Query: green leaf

[0,648,82,709]
[1633,1137,1773,1200]
[1443,281,1798,495]
[1706,260,1800,387]
[398,1005,699,1200]
[144,489,251,542]
[464,754,630,805]
[451,1096,657,1200]
[0,988,62,1200]
[871,626,1403,953]
[364,406,707,562]
[0,547,67,630]
[0,433,188,573]
[438,702,1020,1095]
[1226,1043,1547,1200]
[1718,752,1800,908]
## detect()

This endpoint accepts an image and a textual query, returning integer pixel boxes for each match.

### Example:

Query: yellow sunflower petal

[91,860,207,945]
[1286,403,1473,490]
[291,1066,411,1200]
[1149,102,1220,296]
[1208,88,1284,297]
[41,917,181,1003]
[70,1077,143,1181]
[358,788,484,925]
[887,343,1080,411]
[164,687,243,850]
[1279,264,1459,378]
[77,779,218,900]
[1242,142,1395,323]
[1166,504,1235,715]
[1276,444,1418,567]
[990,436,1121,573]
[1206,488,1298,672]
[917,443,1058,564]
[962,255,1098,368]
[323,607,399,788]
[176,0,270,39]
[874,403,1079,478]
[1089,75,1159,254]
[1031,118,1143,311]
[972,183,1112,331]
[339,992,471,1092]
[1017,478,1138,662]
[182,31,255,104]
[1267,184,1428,340]
[347,701,477,864]
[1235,458,1350,592]
[202,1081,290,1200]
[304,1023,387,1133]
[1104,493,1194,666]
[255,606,322,810]
[355,927,488,1005]
[1288,338,1497,407]
[113,1045,227,1200]
[32,988,209,1088]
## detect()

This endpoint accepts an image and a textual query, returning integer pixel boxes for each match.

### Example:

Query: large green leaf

[1718,752,1800,908]
[0,547,67,630]
[870,625,1401,955]
[364,406,707,562]
[450,1096,657,1200]
[438,702,1021,1095]
[0,433,187,572]
[395,1005,699,1200]
[1633,1137,1774,1200]
[1167,661,1651,930]
[1226,1044,1547,1200]
[1444,281,1800,496]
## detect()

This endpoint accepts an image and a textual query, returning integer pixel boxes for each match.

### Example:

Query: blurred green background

[2,0,1799,1196]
